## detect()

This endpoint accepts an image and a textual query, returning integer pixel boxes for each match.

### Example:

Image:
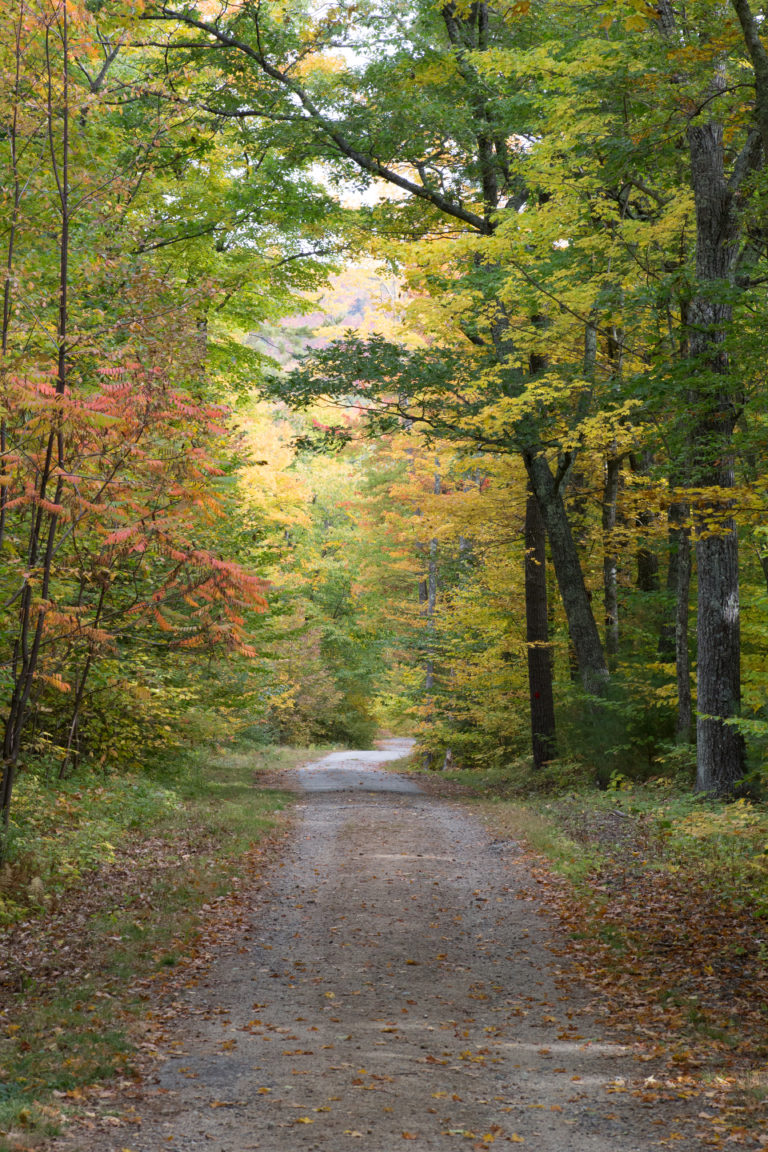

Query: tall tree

[136,0,768,790]
[142,0,611,698]
[652,0,766,793]
[0,0,334,831]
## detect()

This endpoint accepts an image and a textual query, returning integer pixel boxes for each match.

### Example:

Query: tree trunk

[687,119,746,794]
[418,470,441,707]
[695,526,742,790]
[425,535,437,696]
[658,502,693,742]
[1,2,70,840]
[759,551,768,594]
[632,453,660,593]
[602,456,621,667]
[524,451,609,695]
[563,318,598,682]
[524,485,557,766]
[674,512,693,745]
[636,515,660,593]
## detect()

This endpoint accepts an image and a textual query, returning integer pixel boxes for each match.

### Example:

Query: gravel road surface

[56,740,699,1151]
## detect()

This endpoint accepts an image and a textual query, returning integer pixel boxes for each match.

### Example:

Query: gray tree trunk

[418,470,441,702]
[674,513,693,746]
[633,451,660,594]
[687,119,746,794]
[659,502,693,744]
[655,0,758,792]
[602,456,621,666]
[524,451,608,695]
[524,485,557,766]
[635,522,660,593]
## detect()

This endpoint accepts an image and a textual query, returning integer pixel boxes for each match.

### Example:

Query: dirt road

[57,741,700,1150]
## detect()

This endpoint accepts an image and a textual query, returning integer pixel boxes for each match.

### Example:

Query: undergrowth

[0,736,318,1151]
[466,763,768,1138]
[466,770,768,921]
[421,750,768,920]
[0,775,182,923]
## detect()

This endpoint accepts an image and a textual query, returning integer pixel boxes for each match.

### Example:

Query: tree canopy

[4,0,768,835]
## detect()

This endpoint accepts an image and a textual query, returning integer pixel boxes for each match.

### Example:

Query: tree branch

[145,5,491,234]
[731,0,768,156]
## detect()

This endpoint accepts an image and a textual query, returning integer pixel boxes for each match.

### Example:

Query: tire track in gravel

[55,740,701,1151]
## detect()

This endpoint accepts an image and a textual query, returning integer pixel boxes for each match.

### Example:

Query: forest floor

[41,741,739,1152]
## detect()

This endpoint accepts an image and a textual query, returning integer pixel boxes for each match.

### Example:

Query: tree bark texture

[696,528,743,790]
[687,119,745,794]
[524,485,557,767]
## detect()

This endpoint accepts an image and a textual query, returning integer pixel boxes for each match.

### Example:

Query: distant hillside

[250,264,402,370]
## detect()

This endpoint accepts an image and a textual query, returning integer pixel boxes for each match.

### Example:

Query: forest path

[56,742,700,1151]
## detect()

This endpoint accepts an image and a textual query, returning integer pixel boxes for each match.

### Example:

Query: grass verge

[0,740,324,1151]
[446,766,768,1145]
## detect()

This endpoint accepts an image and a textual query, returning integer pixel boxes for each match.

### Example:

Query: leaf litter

[44,750,723,1151]
[485,797,768,1148]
